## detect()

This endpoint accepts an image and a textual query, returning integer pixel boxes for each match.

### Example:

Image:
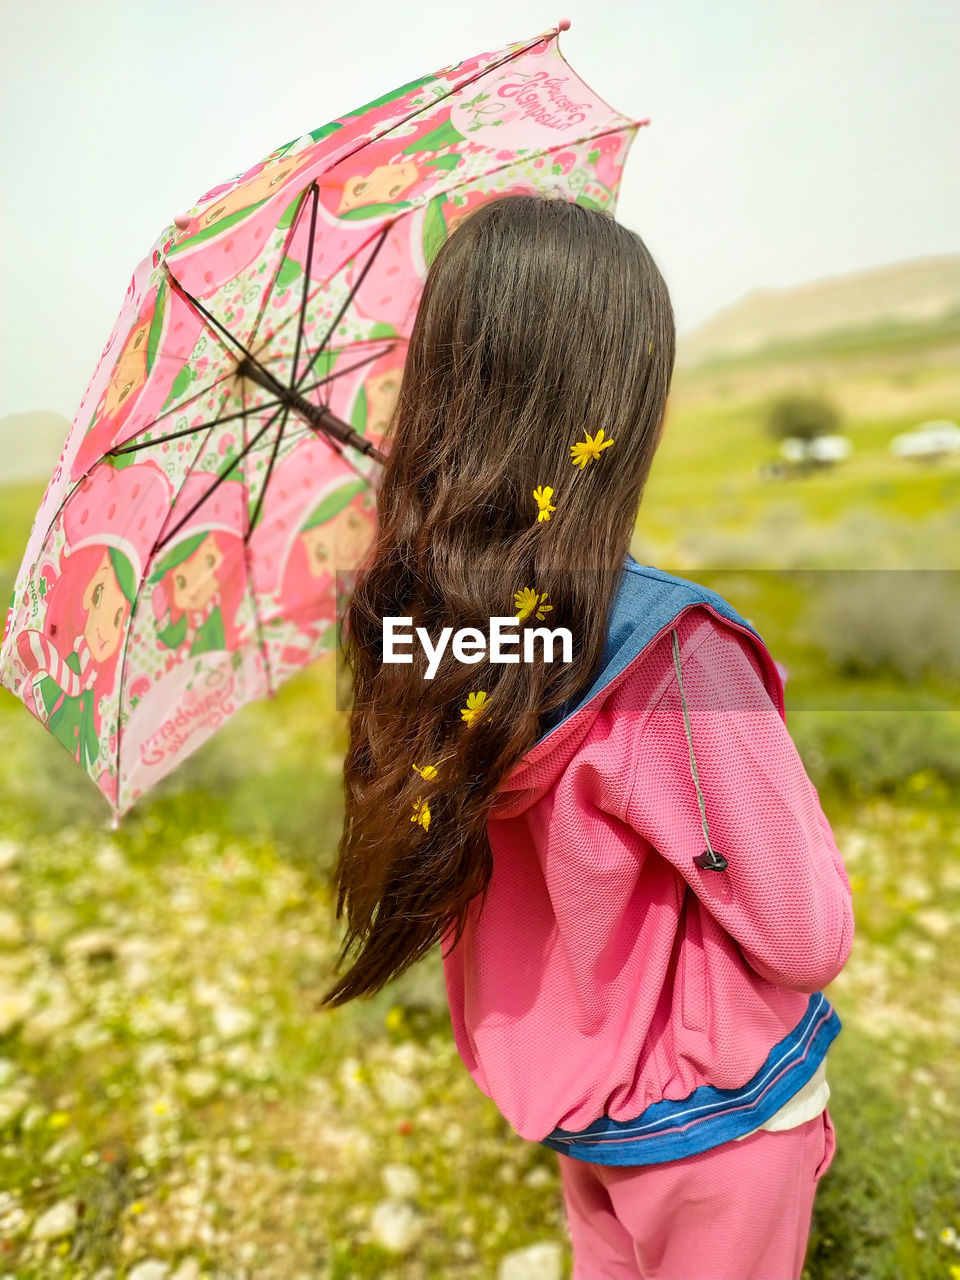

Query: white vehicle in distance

[779,434,853,465]
[889,420,960,460]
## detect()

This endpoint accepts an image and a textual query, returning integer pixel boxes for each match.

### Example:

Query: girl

[69,280,167,482]
[322,194,854,1280]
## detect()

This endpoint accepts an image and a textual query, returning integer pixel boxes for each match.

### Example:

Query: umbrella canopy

[0,23,645,818]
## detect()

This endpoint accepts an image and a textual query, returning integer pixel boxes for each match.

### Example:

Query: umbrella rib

[163,264,378,461]
[154,403,286,552]
[293,222,392,396]
[236,375,276,697]
[247,404,290,535]
[236,357,385,463]
[297,342,396,398]
[460,120,645,194]
[111,391,236,813]
[108,399,283,455]
[112,562,145,818]
[290,184,320,391]
[165,269,266,369]
[244,184,314,357]
[107,359,253,439]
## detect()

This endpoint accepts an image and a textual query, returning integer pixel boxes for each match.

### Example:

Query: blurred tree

[766,393,841,441]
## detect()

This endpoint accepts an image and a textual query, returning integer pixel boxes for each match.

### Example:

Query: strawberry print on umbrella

[0,21,647,817]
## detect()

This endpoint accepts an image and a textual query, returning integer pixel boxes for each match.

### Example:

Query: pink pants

[556,1107,836,1280]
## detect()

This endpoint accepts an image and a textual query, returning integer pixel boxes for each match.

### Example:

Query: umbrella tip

[173,212,192,230]
[557,16,571,31]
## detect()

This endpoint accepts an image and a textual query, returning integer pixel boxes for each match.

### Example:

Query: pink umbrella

[0,19,647,817]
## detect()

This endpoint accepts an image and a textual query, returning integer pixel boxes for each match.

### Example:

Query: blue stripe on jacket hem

[539,991,841,1167]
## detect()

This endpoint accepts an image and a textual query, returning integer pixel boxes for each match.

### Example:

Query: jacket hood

[493,556,785,820]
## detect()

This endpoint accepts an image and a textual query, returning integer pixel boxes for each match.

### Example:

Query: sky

[1,0,958,420]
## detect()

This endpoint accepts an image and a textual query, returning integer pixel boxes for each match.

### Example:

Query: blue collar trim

[537,556,763,743]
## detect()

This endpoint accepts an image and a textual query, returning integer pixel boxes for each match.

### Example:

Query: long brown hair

[321,194,675,1007]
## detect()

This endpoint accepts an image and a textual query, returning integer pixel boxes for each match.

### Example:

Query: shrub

[791,704,960,802]
[803,570,960,683]
[766,393,841,441]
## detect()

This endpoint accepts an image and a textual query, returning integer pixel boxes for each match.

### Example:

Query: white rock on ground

[0,988,34,1036]
[170,1259,202,1280]
[44,1134,82,1165]
[93,842,129,876]
[182,1069,219,1101]
[391,1041,432,1072]
[498,1241,564,1280]
[381,1162,421,1198]
[128,1261,171,1280]
[0,909,23,947]
[369,1199,424,1253]
[22,996,82,1044]
[30,1198,78,1241]
[0,840,21,870]
[315,1123,375,1165]
[371,1067,422,1110]
[914,909,951,939]
[212,1003,257,1040]
[20,1103,47,1131]
[0,1087,31,1127]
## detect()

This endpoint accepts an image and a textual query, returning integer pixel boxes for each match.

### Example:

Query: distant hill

[0,411,71,485]
[677,254,960,368]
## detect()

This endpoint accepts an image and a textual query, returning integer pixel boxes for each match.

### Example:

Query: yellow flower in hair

[570,430,616,471]
[460,691,488,727]
[533,485,557,523]
[413,763,438,780]
[514,588,552,623]
[411,796,431,831]
[570,428,614,470]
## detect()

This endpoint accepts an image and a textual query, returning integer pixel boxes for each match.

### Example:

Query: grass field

[0,319,958,1278]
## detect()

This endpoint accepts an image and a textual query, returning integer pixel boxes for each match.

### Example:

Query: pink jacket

[441,559,855,1165]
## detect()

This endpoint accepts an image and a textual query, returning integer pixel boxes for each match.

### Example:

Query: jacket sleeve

[617,608,855,993]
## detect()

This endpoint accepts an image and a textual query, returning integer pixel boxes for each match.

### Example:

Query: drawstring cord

[671,628,729,873]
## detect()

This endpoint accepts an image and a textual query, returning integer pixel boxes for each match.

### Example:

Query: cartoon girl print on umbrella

[167,146,326,251]
[13,462,172,800]
[248,440,375,680]
[339,345,407,452]
[17,545,135,775]
[149,473,248,661]
[283,479,373,594]
[320,110,472,222]
[69,280,169,482]
[275,477,375,666]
